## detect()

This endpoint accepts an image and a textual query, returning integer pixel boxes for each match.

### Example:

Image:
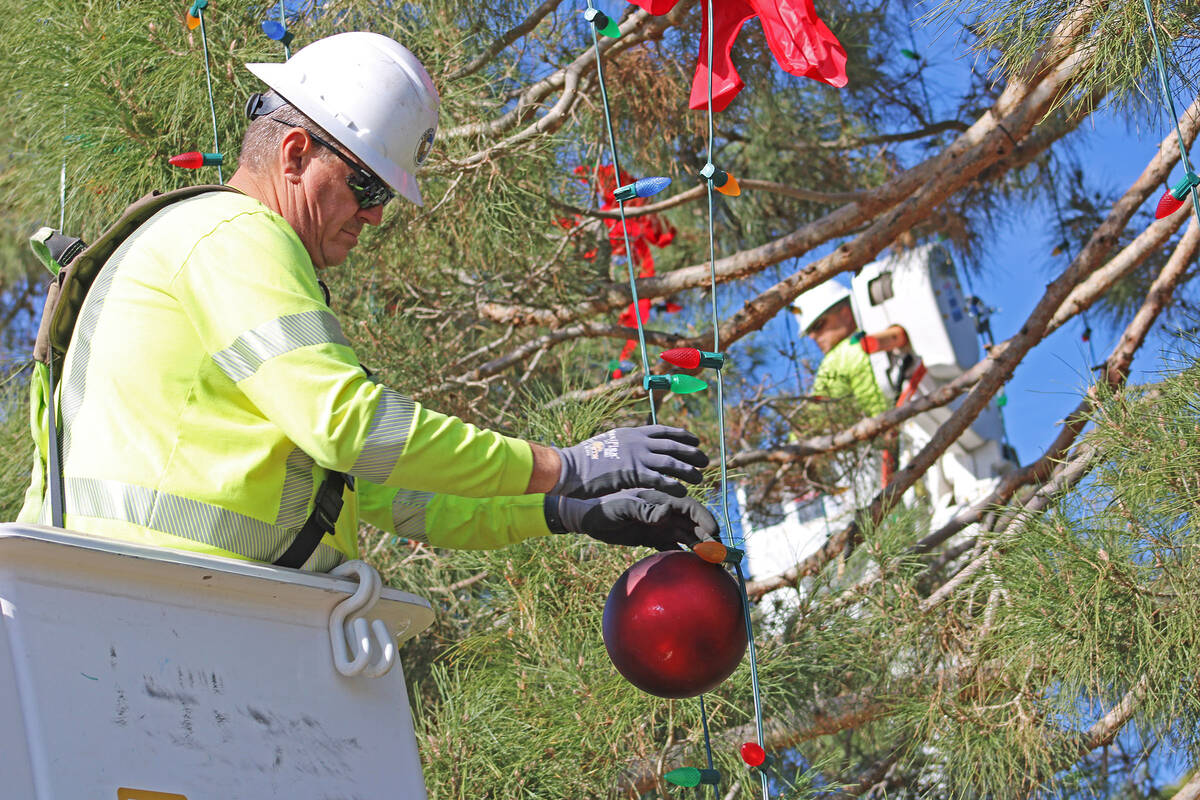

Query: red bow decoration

[630,0,848,112]
[558,165,679,379]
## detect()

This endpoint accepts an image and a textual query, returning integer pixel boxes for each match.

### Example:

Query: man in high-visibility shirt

[18,32,719,570]
[791,281,909,417]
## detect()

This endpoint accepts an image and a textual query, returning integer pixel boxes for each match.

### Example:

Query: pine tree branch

[478,20,1104,330]
[615,663,1005,797]
[731,95,1200,472]
[742,104,1198,600]
[547,96,1103,412]
[441,2,693,164]
[912,213,1199,553]
[429,322,681,394]
[549,178,866,220]
[791,119,971,150]
[446,0,565,81]
[1020,675,1150,797]
[1171,770,1200,800]
[829,742,907,798]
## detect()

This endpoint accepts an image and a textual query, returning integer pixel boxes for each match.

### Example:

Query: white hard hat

[791,281,852,333]
[246,32,440,206]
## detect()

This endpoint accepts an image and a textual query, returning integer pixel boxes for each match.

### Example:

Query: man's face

[288,138,385,269]
[807,301,856,355]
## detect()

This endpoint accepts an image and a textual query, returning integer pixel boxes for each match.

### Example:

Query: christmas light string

[1142,0,1200,224]
[59,99,67,231]
[195,2,223,183]
[584,0,660,424]
[699,0,770,792]
[582,3,772,796]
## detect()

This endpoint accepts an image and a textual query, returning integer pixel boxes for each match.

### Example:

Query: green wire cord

[1142,0,1200,225]
[196,7,223,184]
[582,2,772,797]
[699,0,769,794]
[585,0,657,422]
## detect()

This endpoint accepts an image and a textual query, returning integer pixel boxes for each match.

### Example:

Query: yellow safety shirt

[18,191,549,570]
[810,334,889,418]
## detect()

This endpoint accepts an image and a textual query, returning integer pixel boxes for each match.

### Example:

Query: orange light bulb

[693,541,728,564]
[715,172,741,197]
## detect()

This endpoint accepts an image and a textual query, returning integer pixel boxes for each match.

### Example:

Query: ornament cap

[1170,171,1200,199]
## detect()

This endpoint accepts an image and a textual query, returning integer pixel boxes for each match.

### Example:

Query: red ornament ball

[740,741,766,767]
[602,550,747,698]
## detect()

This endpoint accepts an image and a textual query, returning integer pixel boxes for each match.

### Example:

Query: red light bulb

[740,742,766,767]
[170,152,204,169]
[660,348,701,369]
[1156,189,1185,219]
[168,151,222,170]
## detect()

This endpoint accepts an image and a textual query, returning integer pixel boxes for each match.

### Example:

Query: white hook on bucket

[329,561,395,677]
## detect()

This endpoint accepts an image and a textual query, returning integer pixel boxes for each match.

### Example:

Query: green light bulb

[665,767,720,788]
[643,374,708,394]
[584,7,621,38]
[669,374,707,394]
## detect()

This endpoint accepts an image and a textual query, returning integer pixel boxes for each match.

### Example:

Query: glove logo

[587,430,620,460]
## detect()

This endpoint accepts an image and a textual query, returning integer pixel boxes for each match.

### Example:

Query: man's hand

[551,425,710,498]
[545,489,719,551]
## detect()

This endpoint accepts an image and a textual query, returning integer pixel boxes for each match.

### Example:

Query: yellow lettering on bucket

[117,789,188,800]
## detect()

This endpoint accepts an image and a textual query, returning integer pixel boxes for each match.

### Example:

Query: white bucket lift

[745,244,1014,593]
[851,243,1013,506]
[0,524,434,799]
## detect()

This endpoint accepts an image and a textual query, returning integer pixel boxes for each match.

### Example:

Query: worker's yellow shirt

[811,334,889,418]
[18,191,548,569]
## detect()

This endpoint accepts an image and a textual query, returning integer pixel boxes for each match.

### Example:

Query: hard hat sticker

[415,128,435,166]
[117,789,188,800]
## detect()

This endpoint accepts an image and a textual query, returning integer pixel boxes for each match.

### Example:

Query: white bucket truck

[744,244,1014,595]
[0,524,434,799]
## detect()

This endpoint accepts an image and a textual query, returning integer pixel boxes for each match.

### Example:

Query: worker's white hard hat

[246,32,439,206]
[791,281,853,333]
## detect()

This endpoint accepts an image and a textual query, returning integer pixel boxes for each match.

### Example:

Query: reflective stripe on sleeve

[392,489,433,544]
[350,389,416,483]
[58,475,344,570]
[211,309,351,383]
[62,205,174,466]
[276,447,315,528]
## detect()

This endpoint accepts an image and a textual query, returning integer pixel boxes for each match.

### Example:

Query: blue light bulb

[261,20,294,46]
[614,176,671,202]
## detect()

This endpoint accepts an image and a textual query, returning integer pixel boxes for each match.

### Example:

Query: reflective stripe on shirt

[392,488,433,543]
[351,388,416,483]
[43,475,344,572]
[211,309,350,383]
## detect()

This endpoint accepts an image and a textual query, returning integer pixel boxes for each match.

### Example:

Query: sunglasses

[269,118,395,209]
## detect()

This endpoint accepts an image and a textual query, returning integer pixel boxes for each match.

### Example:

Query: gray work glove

[544,489,719,551]
[552,425,710,499]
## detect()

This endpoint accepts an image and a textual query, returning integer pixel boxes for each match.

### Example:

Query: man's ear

[279,128,312,184]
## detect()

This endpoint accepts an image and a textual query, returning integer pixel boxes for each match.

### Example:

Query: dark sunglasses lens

[347,173,394,209]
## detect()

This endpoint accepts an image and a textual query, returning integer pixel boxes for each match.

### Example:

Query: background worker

[18,32,718,569]
[791,281,910,417]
